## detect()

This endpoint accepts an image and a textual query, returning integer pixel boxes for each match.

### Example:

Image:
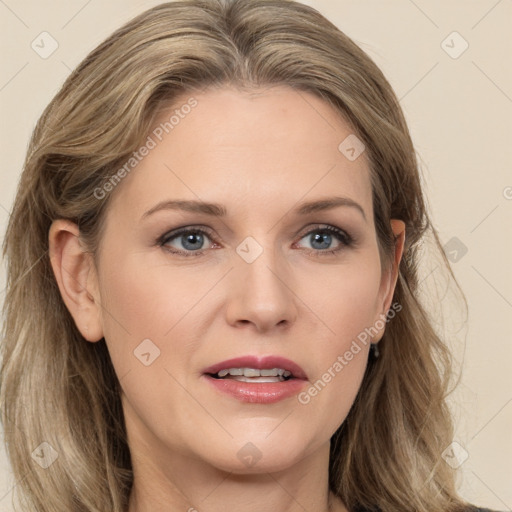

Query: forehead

[108,85,373,221]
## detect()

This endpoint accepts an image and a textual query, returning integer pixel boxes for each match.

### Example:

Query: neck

[126,440,348,512]
[122,394,349,512]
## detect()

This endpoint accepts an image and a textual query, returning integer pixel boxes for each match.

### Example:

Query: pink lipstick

[202,355,308,404]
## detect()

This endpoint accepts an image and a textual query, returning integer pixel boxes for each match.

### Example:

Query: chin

[196,434,318,475]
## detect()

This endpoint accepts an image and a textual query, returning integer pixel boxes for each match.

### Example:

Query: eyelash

[157,224,354,258]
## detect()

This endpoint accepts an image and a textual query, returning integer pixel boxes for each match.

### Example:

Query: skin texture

[49,85,405,512]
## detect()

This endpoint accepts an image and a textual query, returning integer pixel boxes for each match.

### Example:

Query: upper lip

[203,355,308,380]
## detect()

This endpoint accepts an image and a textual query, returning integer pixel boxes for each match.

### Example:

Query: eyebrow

[141,196,367,222]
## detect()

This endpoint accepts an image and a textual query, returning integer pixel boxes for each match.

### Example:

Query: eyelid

[158,225,217,249]
[295,223,351,241]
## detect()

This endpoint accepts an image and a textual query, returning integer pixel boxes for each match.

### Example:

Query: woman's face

[80,86,402,474]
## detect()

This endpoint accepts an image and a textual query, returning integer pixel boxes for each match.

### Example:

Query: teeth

[232,376,284,383]
[215,367,293,378]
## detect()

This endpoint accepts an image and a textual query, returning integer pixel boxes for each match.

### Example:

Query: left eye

[296,226,350,252]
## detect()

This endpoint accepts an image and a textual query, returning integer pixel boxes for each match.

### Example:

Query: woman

[0,1,501,511]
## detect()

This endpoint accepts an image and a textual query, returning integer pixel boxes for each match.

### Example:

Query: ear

[48,220,104,342]
[373,219,406,342]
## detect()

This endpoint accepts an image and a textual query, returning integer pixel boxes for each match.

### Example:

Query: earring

[370,342,380,359]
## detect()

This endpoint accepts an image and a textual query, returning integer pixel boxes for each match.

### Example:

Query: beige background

[1,0,511,510]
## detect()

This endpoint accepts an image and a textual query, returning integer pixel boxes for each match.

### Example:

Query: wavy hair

[1,1,472,511]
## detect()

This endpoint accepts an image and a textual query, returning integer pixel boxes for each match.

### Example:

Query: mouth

[202,355,308,404]
[209,367,294,383]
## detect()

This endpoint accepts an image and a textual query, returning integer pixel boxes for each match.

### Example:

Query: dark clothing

[467,509,502,512]
[354,506,501,512]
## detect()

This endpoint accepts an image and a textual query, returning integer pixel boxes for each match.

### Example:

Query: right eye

[158,227,218,257]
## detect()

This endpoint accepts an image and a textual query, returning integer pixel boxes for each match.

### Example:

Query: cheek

[295,255,381,430]
[304,253,383,341]
[98,250,199,338]
[96,248,218,386]
[96,251,179,375]
[96,253,203,439]
[298,305,372,441]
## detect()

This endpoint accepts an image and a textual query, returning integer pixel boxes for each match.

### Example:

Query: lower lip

[203,375,307,403]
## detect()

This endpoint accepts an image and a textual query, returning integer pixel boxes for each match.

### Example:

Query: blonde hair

[1,1,474,511]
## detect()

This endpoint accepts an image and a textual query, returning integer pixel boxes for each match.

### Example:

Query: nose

[225,245,298,333]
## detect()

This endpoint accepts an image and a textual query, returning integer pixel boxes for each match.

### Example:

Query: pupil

[183,233,203,250]
[312,232,331,250]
